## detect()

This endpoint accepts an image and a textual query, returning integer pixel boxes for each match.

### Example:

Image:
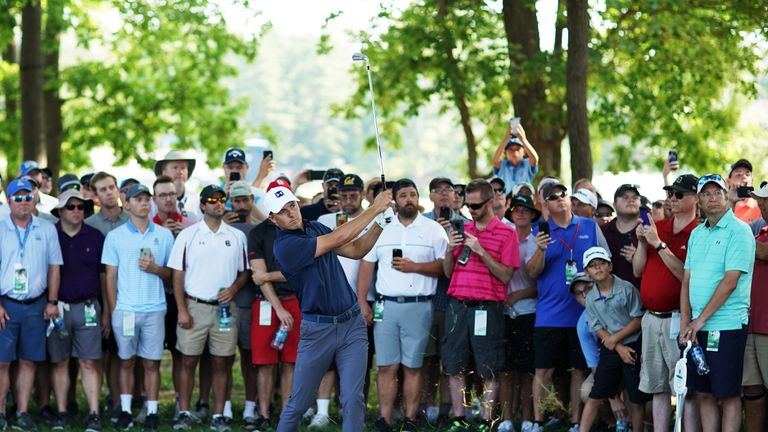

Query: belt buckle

[332,316,339,324]
[397,296,405,303]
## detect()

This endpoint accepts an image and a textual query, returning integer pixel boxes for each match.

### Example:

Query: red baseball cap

[267,179,292,192]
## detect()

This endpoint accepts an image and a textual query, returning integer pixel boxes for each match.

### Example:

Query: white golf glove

[375,207,395,228]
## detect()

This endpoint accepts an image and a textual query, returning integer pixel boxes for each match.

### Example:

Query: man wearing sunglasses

[679,174,755,432]
[527,180,608,432]
[442,179,520,432]
[49,189,105,431]
[631,173,700,431]
[0,178,63,431]
[169,185,249,432]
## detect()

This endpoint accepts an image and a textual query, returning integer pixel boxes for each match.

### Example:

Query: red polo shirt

[447,217,520,301]
[639,217,698,312]
[750,226,768,334]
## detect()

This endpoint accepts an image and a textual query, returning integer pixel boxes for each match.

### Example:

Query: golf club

[352,52,386,190]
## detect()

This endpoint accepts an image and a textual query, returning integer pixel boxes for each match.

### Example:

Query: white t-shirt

[318,211,374,300]
[168,220,248,300]
[363,214,448,297]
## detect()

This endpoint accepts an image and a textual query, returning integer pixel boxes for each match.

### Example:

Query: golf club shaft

[364,61,386,189]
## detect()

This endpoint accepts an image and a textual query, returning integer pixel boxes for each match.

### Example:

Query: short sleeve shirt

[423,209,469,311]
[601,219,641,288]
[447,217,520,301]
[57,222,104,303]
[493,158,538,195]
[577,310,600,369]
[168,221,248,301]
[535,215,604,327]
[101,220,174,313]
[85,209,130,237]
[684,209,755,331]
[507,233,537,316]
[584,276,644,344]
[248,220,293,298]
[0,216,63,299]
[273,220,357,315]
[363,214,448,297]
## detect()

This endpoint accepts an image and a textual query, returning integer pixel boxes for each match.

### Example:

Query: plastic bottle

[271,325,289,350]
[218,288,232,332]
[689,343,710,375]
[616,420,628,431]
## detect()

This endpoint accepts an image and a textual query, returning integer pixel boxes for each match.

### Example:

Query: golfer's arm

[315,205,381,257]
[336,224,383,259]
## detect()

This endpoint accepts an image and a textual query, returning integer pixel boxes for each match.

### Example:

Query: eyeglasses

[546,190,567,201]
[203,196,227,204]
[64,204,85,211]
[465,198,491,210]
[596,211,613,218]
[12,195,33,203]
[493,187,505,194]
[586,260,609,270]
[432,187,454,194]
[155,192,177,200]
[666,190,691,199]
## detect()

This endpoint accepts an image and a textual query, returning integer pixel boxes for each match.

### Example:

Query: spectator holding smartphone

[492,121,539,195]
[726,159,761,223]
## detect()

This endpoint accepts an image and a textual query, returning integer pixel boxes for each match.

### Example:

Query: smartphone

[237,214,247,224]
[140,248,151,260]
[639,208,651,226]
[439,207,451,221]
[538,220,549,235]
[621,233,633,247]
[262,150,273,160]
[336,213,348,227]
[451,219,465,235]
[668,150,678,170]
[737,186,755,199]
[457,247,472,266]
[392,248,403,259]
[509,116,521,131]
[308,170,326,181]
[229,172,241,182]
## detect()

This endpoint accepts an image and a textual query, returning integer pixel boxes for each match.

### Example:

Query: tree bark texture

[44,0,64,188]
[566,0,592,181]
[20,0,45,165]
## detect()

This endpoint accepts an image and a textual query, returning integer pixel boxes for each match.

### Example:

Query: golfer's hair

[465,179,493,201]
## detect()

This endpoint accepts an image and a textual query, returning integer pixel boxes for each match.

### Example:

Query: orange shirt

[734,198,761,223]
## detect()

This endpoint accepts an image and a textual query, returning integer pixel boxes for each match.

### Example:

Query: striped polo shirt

[447,217,520,301]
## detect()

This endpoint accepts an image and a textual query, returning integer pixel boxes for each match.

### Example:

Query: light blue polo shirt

[102,219,174,313]
[0,216,63,299]
[493,158,538,195]
[684,209,754,331]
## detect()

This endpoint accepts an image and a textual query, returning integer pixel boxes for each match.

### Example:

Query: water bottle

[271,324,289,350]
[616,420,628,431]
[689,343,710,375]
[218,288,232,332]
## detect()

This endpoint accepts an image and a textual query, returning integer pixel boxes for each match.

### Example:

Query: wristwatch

[47,299,58,306]
[655,242,667,252]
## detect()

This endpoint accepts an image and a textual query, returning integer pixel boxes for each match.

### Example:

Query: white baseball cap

[264,186,299,214]
[583,246,611,268]
[572,188,598,208]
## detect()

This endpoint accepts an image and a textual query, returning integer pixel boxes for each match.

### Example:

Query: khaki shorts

[742,333,768,387]
[176,300,238,357]
[638,312,680,394]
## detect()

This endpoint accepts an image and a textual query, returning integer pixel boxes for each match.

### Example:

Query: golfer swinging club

[267,184,394,432]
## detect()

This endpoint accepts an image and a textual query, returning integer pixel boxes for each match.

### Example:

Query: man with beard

[442,179,519,432]
[358,179,448,431]
[154,150,200,221]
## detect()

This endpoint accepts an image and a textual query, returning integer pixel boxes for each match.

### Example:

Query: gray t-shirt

[85,209,130,236]
[584,275,643,344]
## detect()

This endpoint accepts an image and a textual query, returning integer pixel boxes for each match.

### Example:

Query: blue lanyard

[12,220,32,260]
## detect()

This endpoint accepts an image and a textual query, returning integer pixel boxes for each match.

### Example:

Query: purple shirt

[57,222,105,303]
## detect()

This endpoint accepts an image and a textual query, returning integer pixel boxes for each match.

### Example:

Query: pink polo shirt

[447,217,520,301]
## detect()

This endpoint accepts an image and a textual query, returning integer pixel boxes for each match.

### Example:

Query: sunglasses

[546,190,567,201]
[465,198,491,210]
[666,190,691,199]
[64,204,85,211]
[203,196,227,204]
[596,211,613,218]
[12,195,33,203]
[63,184,81,192]
[697,174,723,185]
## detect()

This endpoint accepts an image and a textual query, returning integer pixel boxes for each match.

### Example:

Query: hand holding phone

[392,248,403,259]
[229,172,241,182]
[668,150,678,170]
[509,117,521,134]
[538,220,550,235]
[639,209,651,226]
[439,207,451,221]
[263,150,273,160]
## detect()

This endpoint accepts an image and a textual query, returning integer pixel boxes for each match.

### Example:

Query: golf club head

[352,52,368,62]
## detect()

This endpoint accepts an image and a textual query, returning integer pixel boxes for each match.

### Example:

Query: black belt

[648,310,676,319]
[185,294,219,306]
[1,293,46,305]
[302,304,360,324]
[459,299,502,308]
[379,295,433,304]
[63,296,98,305]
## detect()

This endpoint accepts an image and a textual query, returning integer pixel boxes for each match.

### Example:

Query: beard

[397,204,418,219]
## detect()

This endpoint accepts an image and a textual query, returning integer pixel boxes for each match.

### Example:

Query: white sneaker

[567,424,580,432]
[498,419,515,432]
[308,413,330,429]
[527,422,544,432]
[426,406,439,424]
[521,420,536,432]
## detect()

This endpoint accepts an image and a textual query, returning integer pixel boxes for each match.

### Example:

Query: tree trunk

[2,41,20,180]
[566,0,592,180]
[436,0,480,178]
[20,0,45,166]
[502,0,566,177]
[44,0,64,189]
[554,0,566,52]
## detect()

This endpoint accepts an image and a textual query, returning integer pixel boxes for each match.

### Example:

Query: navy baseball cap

[223,147,247,165]
[124,183,152,199]
[339,174,364,191]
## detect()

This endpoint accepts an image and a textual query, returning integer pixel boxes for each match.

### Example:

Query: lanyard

[551,222,580,260]
[12,220,32,260]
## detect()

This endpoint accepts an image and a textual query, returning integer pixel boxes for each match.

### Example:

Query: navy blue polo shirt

[273,220,356,315]
[56,222,105,303]
[536,215,605,328]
